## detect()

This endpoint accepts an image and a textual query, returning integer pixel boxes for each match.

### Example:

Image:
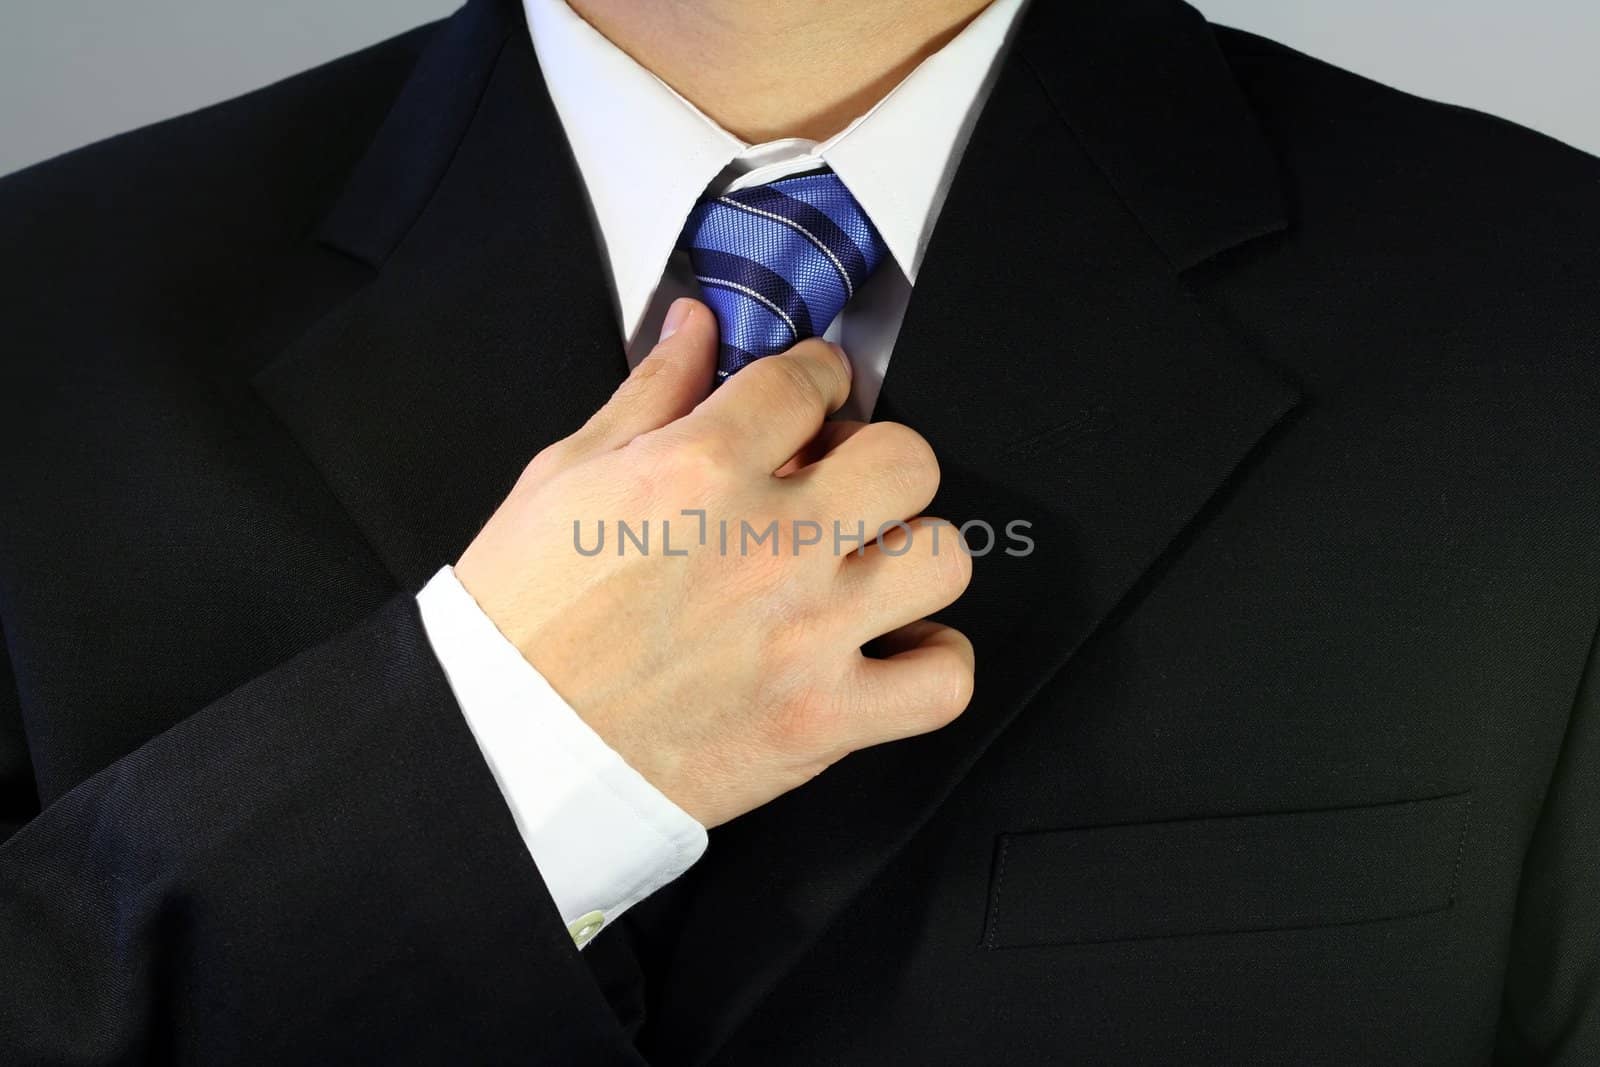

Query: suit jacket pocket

[984,791,1472,949]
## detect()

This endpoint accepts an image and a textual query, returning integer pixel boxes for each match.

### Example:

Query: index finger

[683,339,854,473]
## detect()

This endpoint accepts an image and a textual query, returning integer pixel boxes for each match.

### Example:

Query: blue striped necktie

[679,169,890,380]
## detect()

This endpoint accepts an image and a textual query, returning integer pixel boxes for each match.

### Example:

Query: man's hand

[455,299,974,827]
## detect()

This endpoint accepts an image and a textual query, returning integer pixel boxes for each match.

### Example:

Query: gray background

[1,1,1597,179]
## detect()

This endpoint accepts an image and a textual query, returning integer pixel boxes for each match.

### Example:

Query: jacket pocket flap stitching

[984,791,1472,949]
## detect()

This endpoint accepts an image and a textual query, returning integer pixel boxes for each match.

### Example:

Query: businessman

[2,0,1597,1062]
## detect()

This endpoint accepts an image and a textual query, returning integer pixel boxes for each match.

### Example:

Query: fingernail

[659,298,692,343]
[828,341,853,382]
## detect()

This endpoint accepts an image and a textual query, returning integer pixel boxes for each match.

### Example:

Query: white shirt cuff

[416,566,707,948]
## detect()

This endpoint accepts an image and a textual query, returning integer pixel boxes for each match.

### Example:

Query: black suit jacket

[2,1,1597,1063]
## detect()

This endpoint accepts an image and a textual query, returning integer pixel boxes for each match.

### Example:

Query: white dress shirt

[416,0,1028,948]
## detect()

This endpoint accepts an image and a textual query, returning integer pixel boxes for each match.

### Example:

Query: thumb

[571,298,718,454]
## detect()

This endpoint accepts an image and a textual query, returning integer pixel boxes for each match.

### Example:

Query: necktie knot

[679,169,889,379]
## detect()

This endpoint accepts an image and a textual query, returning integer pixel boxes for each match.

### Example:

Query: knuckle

[768,682,845,756]
[521,441,569,483]
[931,524,975,593]
[571,409,616,451]
[609,360,662,405]
[755,621,852,757]
[627,347,674,386]
[872,422,941,497]
[762,352,829,413]
[788,337,841,371]
[926,654,975,724]
[659,428,740,487]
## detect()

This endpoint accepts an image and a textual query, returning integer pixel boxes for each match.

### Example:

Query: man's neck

[565,0,995,143]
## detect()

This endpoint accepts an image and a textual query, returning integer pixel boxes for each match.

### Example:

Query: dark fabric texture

[0,0,1596,1063]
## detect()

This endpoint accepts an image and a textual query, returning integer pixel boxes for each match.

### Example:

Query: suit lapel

[255,0,1302,1057]
[652,2,1302,1061]
[254,0,627,591]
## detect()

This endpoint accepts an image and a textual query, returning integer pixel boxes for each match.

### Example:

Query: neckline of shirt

[522,0,1028,344]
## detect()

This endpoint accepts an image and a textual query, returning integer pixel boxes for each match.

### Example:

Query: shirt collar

[523,0,1028,342]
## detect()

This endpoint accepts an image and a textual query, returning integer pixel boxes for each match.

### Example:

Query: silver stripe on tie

[694,275,800,341]
[715,196,855,300]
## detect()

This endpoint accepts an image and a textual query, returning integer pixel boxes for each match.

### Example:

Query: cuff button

[567,910,606,947]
